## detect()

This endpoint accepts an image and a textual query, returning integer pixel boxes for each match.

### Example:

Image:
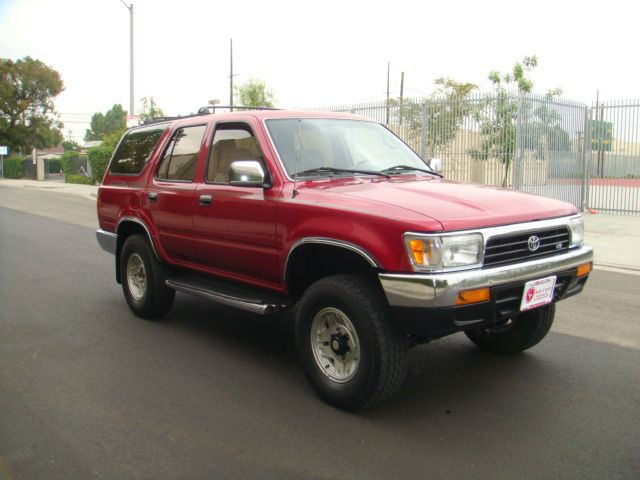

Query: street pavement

[0,182,639,479]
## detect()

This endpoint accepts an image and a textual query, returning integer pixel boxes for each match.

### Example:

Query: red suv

[97,109,593,410]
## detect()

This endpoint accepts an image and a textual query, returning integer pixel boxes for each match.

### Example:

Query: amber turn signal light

[576,262,592,277]
[409,239,424,264]
[456,288,490,306]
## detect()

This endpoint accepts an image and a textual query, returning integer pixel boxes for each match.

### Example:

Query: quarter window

[207,123,262,183]
[156,125,207,181]
[110,125,166,174]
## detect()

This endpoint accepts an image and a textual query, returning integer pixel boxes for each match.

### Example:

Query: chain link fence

[314,94,640,215]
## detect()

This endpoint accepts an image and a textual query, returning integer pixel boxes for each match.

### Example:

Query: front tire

[465,304,555,354]
[120,234,175,320]
[295,274,408,410]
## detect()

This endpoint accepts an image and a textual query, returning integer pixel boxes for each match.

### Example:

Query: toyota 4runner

[96,109,593,410]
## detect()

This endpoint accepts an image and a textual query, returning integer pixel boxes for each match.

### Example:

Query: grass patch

[65,174,94,185]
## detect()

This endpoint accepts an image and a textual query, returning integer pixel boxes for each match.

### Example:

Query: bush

[60,150,79,173]
[88,145,113,184]
[65,174,94,185]
[2,156,27,178]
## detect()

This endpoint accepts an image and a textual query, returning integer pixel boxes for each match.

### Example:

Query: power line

[404,87,432,96]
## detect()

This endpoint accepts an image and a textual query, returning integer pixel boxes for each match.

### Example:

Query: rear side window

[156,125,207,182]
[110,126,166,175]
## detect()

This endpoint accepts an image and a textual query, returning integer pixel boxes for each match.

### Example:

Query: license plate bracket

[520,276,557,312]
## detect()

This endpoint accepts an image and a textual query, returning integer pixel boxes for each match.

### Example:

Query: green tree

[86,127,126,184]
[138,96,164,123]
[85,104,126,141]
[62,139,80,151]
[235,78,275,107]
[470,56,540,186]
[393,77,477,156]
[523,88,571,159]
[88,145,113,183]
[0,56,65,153]
[60,150,80,174]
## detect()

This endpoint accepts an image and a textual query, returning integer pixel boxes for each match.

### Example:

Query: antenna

[292,119,301,198]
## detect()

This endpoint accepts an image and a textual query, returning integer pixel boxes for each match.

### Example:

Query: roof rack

[141,105,281,126]
[196,105,281,114]
[141,116,181,125]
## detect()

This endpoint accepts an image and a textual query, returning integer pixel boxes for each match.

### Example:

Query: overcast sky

[1,0,639,143]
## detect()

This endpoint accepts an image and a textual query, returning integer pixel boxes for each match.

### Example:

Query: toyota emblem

[527,235,541,252]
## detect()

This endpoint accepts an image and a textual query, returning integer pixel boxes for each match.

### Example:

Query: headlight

[404,233,483,272]
[569,215,584,247]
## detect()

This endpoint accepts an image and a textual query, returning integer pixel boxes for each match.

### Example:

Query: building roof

[36,145,64,156]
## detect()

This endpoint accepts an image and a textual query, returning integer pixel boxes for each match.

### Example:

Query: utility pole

[386,62,390,125]
[229,38,235,111]
[399,71,404,125]
[119,1,134,115]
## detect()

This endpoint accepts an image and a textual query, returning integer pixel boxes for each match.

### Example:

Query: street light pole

[119,1,134,115]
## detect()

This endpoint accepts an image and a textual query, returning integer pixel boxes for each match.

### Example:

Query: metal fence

[314,94,640,215]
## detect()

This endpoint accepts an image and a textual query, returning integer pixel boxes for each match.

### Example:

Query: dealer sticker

[520,276,557,312]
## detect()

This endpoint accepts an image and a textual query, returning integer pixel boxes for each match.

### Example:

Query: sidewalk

[583,213,640,274]
[0,177,98,202]
[1,178,638,273]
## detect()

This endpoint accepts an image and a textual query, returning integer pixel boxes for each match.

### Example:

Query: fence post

[513,93,525,190]
[420,103,427,160]
[580,106,592,212]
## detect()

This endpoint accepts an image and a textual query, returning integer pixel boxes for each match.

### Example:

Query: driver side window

[207,123,262,183]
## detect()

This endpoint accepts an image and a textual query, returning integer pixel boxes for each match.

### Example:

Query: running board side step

[166,275,292,315]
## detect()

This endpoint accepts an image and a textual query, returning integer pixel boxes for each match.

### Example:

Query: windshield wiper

[295,166,390,178]
[381,164,442,178]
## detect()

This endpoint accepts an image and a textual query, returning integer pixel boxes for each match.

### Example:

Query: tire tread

[295,274,407,410]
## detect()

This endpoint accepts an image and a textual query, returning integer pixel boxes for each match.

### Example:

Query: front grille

[483,227,570,268]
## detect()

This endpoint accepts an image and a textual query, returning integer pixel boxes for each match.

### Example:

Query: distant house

[78,140,103,155]
[83,140,103,150]
[36,145,65,160]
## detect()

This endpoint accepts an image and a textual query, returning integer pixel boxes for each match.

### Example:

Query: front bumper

[379,245,592,308]
[379,245,593,337]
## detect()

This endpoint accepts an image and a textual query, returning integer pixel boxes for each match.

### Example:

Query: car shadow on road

[157,292,639,419]
[101,292,639,479]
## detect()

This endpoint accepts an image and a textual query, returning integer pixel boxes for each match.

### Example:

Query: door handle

[199,195,213,206]
[148,192,158,201]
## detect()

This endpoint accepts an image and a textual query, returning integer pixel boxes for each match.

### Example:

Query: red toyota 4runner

[97,109,593,410]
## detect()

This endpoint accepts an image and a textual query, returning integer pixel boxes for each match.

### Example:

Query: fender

[116,216,164,260]
[284,236,380,284]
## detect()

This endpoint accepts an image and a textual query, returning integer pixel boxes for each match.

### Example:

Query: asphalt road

[1,185,639,480]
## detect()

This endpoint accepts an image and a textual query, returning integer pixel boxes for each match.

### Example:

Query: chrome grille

[483,227,570,268]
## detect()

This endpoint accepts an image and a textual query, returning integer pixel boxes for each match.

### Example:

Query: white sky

[1,0,639,143]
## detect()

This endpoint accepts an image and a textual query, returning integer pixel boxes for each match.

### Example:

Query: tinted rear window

[156,125,207,182]
[110,126,167,174]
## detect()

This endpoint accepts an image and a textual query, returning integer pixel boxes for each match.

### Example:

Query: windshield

[265,118,430,178]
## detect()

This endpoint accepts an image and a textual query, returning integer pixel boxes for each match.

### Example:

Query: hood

[298,176,577,231]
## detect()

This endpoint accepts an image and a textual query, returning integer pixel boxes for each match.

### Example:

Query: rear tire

[465,304,555,354]
[120,234,175,320]
[295,274,408,410]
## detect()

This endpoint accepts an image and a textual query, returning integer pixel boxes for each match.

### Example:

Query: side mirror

[428,157,443,174]
[229,160,267,187]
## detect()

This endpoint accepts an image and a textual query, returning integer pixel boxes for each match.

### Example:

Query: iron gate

[314,94,640,215]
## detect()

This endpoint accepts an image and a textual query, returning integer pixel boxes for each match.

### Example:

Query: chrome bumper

[96,229,117,255]
[379,245,593,308]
